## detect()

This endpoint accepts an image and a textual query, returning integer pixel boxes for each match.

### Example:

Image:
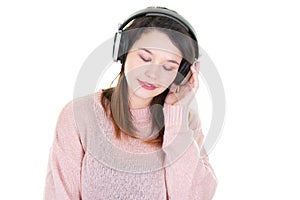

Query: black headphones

[112,7,199,85]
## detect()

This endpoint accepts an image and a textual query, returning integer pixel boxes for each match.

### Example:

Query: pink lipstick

[138,80,157,90]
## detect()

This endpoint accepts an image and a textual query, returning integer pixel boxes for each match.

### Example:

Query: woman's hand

[165,61,200,107]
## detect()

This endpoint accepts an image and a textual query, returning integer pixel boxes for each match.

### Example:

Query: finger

[195,61,200,73]
[190,65,199,90]
[165,92,177,105]
[191,66,198,86]
[169,83,178,93]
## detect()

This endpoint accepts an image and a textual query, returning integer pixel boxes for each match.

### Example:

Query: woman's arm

[162,104,218,200]
[44,101,84,200]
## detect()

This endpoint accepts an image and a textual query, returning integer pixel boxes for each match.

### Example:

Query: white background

[1,0,299,199]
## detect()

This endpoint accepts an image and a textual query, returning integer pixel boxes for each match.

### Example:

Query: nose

[145,64,161,80]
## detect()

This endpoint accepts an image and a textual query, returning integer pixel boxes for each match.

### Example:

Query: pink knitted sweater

[44,90,217,200]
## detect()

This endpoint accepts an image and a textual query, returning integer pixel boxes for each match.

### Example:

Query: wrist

[163,104,189,130]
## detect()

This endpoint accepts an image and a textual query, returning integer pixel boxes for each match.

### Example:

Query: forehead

[130,30,182,57]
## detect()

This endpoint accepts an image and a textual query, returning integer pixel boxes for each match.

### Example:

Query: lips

[138,79,157,90]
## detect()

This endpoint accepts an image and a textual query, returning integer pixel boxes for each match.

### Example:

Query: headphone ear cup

[118,34,127,64]
[113,31,128,64]
[173,59,191,85]
[113,32,121,62]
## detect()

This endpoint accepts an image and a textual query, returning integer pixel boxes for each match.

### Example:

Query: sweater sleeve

[162,104,218,200]
[44,101,84,200]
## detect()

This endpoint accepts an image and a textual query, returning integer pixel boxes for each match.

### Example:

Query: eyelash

[139,55,174,71]
[163,66,173,71]
[140,56,151,62]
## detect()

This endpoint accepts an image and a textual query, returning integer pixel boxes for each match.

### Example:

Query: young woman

[44,7,217,200]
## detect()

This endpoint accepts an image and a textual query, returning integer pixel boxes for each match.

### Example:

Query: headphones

[112,7,199,85]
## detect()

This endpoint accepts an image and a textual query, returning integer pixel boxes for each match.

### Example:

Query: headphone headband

[117,7,198,42]
[113,7,199,63]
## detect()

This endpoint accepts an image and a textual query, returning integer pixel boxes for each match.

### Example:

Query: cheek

[124,55,143,74]
[158,71,178,88]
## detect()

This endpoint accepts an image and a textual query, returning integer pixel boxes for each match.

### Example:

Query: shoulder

[55,90,109,148]
[56,90,107,132]
[57,92,97,119]
[54,92,96,131]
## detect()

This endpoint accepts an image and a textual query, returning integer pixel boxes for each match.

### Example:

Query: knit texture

[44,90,217,200]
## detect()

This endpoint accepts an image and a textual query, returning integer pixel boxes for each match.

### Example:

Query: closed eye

[139,52,177,71]
[140,55,151,62]
[163,66,173,71]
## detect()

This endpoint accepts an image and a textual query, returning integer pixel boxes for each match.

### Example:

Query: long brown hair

[101,10,197,146]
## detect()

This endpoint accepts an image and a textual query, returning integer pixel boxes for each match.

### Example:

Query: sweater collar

[130,106,160,141]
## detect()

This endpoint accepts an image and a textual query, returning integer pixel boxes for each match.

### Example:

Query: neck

[129,94,152,109]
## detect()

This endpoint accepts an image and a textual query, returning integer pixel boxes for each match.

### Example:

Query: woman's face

[124,30,182,108]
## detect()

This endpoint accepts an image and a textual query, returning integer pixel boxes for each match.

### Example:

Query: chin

[135,89,157,99]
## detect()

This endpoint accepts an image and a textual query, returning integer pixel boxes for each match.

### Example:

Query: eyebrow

[138,48,180,65]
